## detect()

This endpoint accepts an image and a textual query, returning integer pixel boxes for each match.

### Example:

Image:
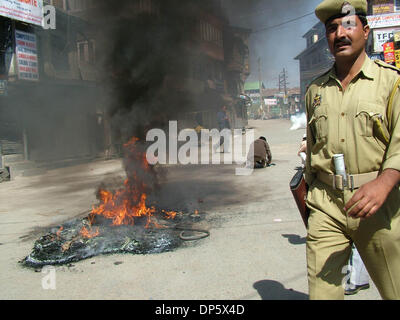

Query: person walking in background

[214,105,231,153]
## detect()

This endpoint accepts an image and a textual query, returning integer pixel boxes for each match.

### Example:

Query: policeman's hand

[344,169,400,219]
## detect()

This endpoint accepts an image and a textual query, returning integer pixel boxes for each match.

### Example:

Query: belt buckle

[338,177,345,191]
[334,175,345,191]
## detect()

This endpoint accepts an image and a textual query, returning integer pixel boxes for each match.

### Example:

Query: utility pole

[257,57,266,117]
[279,68,288,97]
[279,68,289,117]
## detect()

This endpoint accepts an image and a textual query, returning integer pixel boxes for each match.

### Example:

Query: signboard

[367,12,400,29]
[264,99,277,106]
[15,30,39,81]
[395,49,400,68]
[373,27,396,52]
[383,42,396,64]
[395,31,400,68]
[0,80,7,96]
[0,0,43,26]
[373,2,394,15]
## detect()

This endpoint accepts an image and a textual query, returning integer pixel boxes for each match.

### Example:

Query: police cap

[315,0,368,24]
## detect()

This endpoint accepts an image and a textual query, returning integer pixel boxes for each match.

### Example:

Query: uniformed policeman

[305,0,400,299]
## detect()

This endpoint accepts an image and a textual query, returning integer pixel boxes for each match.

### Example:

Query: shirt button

[341,112,345,116]
[341,139,345,143]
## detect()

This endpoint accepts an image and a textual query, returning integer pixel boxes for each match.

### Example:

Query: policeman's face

[325,15,370,60]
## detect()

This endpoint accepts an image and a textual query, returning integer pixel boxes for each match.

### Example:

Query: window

[190,58,205,80]
[77,40,96,65]
[199,20,223,47]
[307,36,314,47]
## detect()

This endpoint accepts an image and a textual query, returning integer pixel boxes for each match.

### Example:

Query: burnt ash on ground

[20,211,208,269]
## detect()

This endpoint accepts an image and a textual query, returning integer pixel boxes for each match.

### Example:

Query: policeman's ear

[363,24,370,40]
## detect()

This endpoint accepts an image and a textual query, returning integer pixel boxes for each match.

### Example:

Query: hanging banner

[0,0,43,26]
[15,30,39,81]
[383,42,396,64]
[264,99,278,106]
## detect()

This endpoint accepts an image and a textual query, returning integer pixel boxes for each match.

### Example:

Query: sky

[223,0,323,89]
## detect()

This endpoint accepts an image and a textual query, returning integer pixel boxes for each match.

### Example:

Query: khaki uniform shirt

[305,56,400,185]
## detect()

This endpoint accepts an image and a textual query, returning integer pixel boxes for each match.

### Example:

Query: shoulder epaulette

[374,59,400,74]
[314,69,331,82]
[307,69,332,91]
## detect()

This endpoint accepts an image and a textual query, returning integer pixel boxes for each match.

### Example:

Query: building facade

[0,0,104,177]
[294,21,334,110]
[0,0,251,178]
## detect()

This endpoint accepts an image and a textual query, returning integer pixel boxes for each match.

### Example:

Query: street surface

[0,119,380,300]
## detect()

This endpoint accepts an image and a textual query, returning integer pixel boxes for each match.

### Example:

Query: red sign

[383,42,396,65]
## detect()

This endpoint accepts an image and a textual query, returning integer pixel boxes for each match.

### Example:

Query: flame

[56,226,64,239]
[162,210,177,220]
[85,137,178,230]
[80,226,100,239]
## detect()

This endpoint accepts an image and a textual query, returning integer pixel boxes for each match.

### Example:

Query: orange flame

[86,137,178,229]
[162,210,177,220]
[80,226,100,239]
[56,226,64,239]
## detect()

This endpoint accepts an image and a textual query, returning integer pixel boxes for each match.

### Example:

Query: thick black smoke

[93,0,203,142]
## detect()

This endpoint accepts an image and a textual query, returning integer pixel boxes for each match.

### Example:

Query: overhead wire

[252,12,315,33]
[228,10,316,34]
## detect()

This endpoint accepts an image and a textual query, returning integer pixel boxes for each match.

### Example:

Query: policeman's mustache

[334,38,352,47]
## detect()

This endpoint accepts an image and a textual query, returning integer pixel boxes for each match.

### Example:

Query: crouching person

[246,136,272,169]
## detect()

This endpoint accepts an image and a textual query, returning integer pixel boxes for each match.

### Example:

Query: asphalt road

[0,119,381,300]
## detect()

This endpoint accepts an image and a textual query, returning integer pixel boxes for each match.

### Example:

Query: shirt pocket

[355,101,389,146]
[309,104,328,141]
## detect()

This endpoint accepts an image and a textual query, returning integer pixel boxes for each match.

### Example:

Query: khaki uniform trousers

[306,179,400,300]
